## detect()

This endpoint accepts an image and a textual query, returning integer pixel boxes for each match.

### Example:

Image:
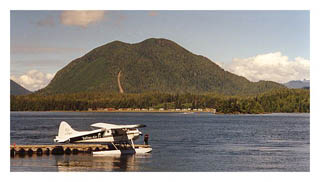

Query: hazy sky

[10,10,310,91]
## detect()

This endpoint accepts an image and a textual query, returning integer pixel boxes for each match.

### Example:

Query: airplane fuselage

[54,121,144,144]
[71,129,141,143]
[54,128,141,143]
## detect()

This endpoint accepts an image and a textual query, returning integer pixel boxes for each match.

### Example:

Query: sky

[10,10,310,91]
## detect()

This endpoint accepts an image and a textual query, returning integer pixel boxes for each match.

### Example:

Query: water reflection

[55,154,151,172]
[11,154,59,172]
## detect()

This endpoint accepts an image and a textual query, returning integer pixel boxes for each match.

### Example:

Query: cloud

[60,10,105,27]
[36,16,55,27]
[113,14,126,27]
[220,52,309,83]
[148,11,158,16]
[11,70,55,91]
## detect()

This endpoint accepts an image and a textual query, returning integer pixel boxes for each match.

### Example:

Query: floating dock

[10,144,150,157]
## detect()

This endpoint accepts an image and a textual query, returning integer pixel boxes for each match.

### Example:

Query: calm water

[10,112,310,172]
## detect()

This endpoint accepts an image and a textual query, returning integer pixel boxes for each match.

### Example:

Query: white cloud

[60,11,105,27]
[36,16,55,27]
[11,70,55,91]
[220,52,309,83]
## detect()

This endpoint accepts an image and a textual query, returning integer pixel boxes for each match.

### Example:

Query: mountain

[38,38,285,95]
[284,80,310,89]
[10,80,32,95]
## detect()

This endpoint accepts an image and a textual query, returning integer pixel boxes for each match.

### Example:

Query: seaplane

[54,121,152,155]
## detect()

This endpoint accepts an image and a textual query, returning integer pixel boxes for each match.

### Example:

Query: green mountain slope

[39,38,284,95]
[10,80,32,95]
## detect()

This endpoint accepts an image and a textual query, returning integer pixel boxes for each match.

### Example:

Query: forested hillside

[38,38,284,95]
[10,80,32,95]
[11,88,309,113]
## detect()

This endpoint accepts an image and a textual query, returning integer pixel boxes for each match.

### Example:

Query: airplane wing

[90,122,146,129]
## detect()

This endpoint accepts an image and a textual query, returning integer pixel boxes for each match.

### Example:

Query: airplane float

[54,121,152,155]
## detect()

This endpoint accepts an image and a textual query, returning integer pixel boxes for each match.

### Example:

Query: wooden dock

[10,144,150,157]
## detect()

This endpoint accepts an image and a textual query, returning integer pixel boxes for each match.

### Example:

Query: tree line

[10,88,309,114]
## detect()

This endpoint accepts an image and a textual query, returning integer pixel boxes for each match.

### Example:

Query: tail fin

[58,121,77,138]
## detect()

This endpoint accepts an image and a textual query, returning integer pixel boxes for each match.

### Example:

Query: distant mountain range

[38,38,285,95]
[283,80,310,89]
[10,80,32,95]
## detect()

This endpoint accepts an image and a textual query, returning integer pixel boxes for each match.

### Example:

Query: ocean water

[10,112,309,172]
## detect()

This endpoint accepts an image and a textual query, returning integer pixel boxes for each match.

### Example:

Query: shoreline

[11,110,214,113]
[10,110,309,114]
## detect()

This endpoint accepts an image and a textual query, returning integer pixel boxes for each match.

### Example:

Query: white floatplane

[54,121,152,155]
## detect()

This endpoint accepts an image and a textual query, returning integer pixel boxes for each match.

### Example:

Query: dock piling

[36,148,43,155]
